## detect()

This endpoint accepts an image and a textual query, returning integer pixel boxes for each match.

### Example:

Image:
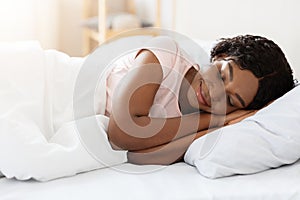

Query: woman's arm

[107,50,219,151]
[127,129,213,165]
[127,109,258,165]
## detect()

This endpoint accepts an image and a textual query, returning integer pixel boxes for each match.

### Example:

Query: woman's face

[187,57,259,114]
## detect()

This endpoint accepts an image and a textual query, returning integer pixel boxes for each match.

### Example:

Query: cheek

[244,87,259,106]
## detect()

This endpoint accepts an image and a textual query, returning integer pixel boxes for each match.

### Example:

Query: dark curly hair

[210,34,295,109]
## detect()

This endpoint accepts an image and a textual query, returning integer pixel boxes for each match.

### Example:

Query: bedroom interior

[0,0,300,199]
[0,0,298,78]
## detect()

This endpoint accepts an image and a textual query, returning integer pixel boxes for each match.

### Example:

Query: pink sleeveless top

[105,36,199,118]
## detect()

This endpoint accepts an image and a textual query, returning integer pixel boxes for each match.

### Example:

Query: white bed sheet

[1,160,300,200]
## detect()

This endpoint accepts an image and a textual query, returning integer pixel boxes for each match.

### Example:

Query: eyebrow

[235,93,246,107]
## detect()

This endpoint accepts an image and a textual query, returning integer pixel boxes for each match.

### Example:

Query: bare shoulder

[110,49,163,117]
[108,49,165,149]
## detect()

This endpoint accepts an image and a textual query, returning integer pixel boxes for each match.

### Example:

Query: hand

[225,109,257,125]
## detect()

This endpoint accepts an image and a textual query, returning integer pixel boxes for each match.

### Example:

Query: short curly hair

[210,34,295,109]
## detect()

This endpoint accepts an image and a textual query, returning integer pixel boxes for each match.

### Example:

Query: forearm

[127,109,258,165]
[108,112,219,151]
[127,128,215,165]
[127,132,197,165]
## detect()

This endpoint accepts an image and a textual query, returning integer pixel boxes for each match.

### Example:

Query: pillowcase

[184,85,300,178]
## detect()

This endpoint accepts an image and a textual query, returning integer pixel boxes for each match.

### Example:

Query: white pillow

[184,85,300,178]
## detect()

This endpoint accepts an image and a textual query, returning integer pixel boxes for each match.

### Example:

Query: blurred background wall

[174,0,300,79]
[0,0,172,56]
[0,0,299,78]
[0,0,59,48]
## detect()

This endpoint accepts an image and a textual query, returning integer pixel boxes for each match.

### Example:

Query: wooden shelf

[82,0,161,55]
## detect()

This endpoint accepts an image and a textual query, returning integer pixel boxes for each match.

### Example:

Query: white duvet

[0,35,207,182]
[0,41,127,181]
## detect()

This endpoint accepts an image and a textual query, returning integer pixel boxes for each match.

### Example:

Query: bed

[1,161,300,200]
[1,32,300,200]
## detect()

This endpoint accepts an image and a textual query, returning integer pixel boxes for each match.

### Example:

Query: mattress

[1,160,300,200]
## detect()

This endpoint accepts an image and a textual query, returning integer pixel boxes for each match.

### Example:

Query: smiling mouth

[196,80,210,107]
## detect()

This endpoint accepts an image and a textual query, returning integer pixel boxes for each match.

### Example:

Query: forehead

[212,54,229,62]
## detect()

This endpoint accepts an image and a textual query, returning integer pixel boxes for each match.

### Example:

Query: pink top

[105,36,200,118]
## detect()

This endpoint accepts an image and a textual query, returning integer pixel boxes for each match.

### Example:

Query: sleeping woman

[104,35,294,165]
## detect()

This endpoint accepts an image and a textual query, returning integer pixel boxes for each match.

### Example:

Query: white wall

[174,0,300,79]
[0,0,60,49]
[58,0,83,56]
[0,0,82,55]
[4,0,298,79]
[135,0,174,29]
[0,0,174,56]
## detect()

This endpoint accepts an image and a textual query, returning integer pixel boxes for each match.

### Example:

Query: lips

[196,80,209,107]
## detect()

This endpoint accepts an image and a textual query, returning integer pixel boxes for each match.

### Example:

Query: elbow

[107,117,141,151]
[107,125,126,151]
[107,119,125,150]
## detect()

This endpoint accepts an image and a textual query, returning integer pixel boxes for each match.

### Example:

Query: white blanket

[0,36,218,181]
[0,41,127,181]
